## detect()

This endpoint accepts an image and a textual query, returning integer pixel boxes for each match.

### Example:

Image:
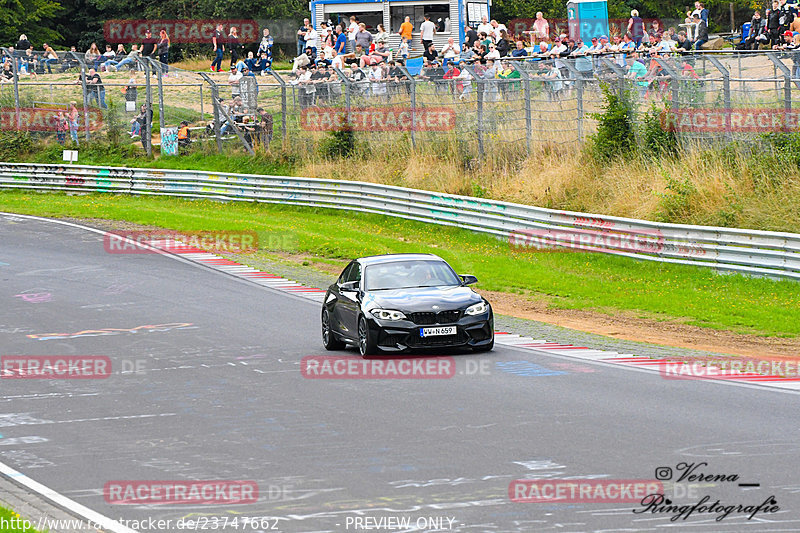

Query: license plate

[420,326,456,338]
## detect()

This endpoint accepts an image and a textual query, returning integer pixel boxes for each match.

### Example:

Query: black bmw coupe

[321,254,494,356]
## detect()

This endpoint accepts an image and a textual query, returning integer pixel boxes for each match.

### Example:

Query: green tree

[0,0,63,46]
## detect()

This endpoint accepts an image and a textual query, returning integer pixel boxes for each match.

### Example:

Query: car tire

[473,338,494,353]
[358,316,378,358]
[322,308,345,350]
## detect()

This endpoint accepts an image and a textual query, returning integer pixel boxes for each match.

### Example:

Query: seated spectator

[693,13,709,48]
[442,61,463,95]
[130,104,147,137]
[16,34,31,54]
[486,42,501,59]
[368,62,387,97]
[42,43,59,73]
[292,47,315,72]
[1,58,15,83]
[511,40,528,57]
[361,40,390,67]
[497,60,520,95]
[255,107,273,146]
[85,42,102,70]
[739,11,768,49]
[675,31,694,51]
[440,37,458,67]
[540,63,563,100]
[626,51,649,95]
[100,44,116,70]
[340,43,365,66]
[423,42,438,63]
[177,121,191,150]
[106,45,140,71]
[60,46,80,72]
[459,42,477,63]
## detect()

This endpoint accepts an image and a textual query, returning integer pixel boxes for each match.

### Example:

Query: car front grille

[408,310,461,325]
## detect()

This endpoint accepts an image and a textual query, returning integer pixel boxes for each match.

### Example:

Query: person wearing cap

[141,30,157,59]
[692,13,708,48]
[774,29,796,48]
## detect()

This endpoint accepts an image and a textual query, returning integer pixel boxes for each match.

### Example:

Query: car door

[336,261,361,339]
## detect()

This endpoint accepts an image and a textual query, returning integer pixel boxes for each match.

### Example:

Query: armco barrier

[1,162,799,280]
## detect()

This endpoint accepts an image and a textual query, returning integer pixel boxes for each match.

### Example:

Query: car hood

[363,285,482,312]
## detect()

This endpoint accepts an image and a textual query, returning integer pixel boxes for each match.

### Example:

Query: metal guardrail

[1,162,799,280]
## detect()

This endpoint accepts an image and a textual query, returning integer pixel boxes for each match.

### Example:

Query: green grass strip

[1,190,798,338]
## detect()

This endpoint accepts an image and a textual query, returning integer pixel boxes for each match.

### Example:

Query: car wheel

[358,316,377,358]
[473,338,494,353]
[322,308,345,350]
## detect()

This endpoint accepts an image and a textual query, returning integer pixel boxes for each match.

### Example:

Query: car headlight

[465,301,488,316]
[371,309,407,321]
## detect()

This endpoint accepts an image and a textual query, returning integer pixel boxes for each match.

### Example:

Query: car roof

[356,253,445,266]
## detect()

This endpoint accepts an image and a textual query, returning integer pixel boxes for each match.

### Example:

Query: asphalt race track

[1,212,800,533]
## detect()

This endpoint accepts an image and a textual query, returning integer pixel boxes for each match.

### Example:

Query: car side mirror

[460,274,478,285]
[340,280,359,291]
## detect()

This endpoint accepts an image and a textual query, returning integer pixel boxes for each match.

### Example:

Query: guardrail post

[199,72,223,153]
[152,58,166,133]
[267,69,288,147]
[142,58,153,157]
[398,64,416,149]
[706,56,731,139]
[766,52,792,115]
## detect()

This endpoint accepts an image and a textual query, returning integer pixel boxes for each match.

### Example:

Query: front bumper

[366,312,494,352]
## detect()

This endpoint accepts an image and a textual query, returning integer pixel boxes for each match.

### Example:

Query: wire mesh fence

[2,49,800,158]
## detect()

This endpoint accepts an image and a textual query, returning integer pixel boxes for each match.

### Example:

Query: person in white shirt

[347,15,359,50]
[420,14,437,50]
[490,20,507,41]
[369,63,387,96]
[331,50,343,69]
[305,24,319,56]
[477,16,493,37]
[440,37,458,68]
[485,42,500,59]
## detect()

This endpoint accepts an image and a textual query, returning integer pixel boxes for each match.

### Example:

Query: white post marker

[62,150,78,164]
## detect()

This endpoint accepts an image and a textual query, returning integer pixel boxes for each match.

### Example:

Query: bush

[588,83,635,161]
[640,103,677,157]
[320,126,356,159]
[0,131,34,161]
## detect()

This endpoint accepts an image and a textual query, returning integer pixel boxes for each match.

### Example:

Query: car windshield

[364,260,461,290]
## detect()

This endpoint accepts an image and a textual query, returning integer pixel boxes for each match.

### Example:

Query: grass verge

[0,506,42,532]
[0,190,798,338]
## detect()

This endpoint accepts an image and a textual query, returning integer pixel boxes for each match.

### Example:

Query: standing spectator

[477,16,493,36]
[16,34,31,54]
[399,16,413,42]
[228,64,243,98]
[305,22,319,59]
[399,38,409,59]
[533,12,549,42]
[211,23,225,72]
[420,14,436,51]
[42,43,58,73]
[347,16,359,50]
[490,20,508,42]
[141,30,157,60]
[258,28,274,68]
[355,23,373,52]
[77,68,107,108]
[375,24,389,44]
[464,24,479,48]
[693,13,709,48]
[334,25,347,55]
[297,18,309,56]
[697,2,709,23]
[628,10,646,47]
[68,102,79,144]
[768,2,783,46]
[158,29,170,74]
[54,110,68,145]
[228,26,242,68]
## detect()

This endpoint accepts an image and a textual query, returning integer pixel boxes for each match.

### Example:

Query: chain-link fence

[2,49,799,158]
